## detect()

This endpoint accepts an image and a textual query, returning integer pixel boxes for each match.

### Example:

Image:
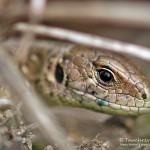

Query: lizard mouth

[72,89,150,116]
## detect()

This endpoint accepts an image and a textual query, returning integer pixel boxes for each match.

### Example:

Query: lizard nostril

[142,93,147,100]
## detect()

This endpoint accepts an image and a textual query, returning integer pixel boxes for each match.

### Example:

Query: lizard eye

[95,68,115,86]
[97,69,113,82]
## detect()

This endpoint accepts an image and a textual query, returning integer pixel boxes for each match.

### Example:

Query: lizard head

[54,46,150,116]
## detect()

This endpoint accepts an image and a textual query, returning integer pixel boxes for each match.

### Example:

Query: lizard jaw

[72,89,150,116]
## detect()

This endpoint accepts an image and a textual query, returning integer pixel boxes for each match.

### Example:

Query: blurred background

[0,0,150,150]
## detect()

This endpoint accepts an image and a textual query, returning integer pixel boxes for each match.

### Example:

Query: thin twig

[0,49,73,150]
[30,0,46,18]
[15,0,47,63]
[15,23,150,61]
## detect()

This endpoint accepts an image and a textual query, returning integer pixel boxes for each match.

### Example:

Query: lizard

[21,44,150,116]
[1,40,150,149]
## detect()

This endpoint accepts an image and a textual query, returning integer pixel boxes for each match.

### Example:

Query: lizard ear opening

[55,63,64,83]
[142,93,147,100]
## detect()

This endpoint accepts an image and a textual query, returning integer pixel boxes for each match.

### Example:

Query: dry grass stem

[15,23,150,61]
[0,49,73,150]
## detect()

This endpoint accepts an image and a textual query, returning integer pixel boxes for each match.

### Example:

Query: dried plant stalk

[15,23,150,61]
[0,49,73,150]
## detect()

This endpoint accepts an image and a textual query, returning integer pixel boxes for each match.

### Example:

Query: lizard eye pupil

[55,64,64,83]
[97,69,113,82]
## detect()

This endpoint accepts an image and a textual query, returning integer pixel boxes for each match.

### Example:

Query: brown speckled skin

[41,46,150,116]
